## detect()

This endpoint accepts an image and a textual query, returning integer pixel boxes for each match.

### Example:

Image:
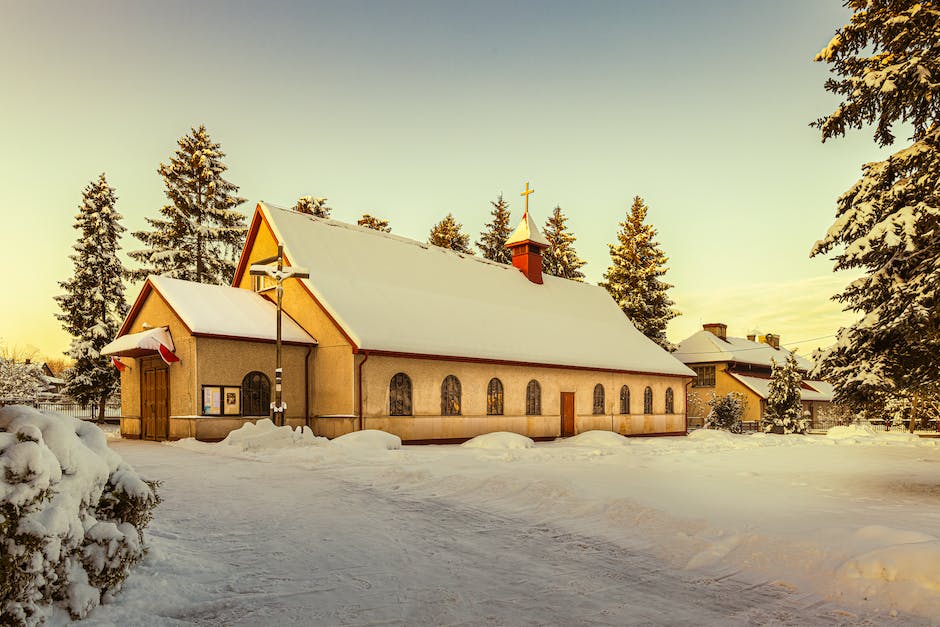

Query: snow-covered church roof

[116,275,316,345]
[673,330,813,371]
[246,203,694,377]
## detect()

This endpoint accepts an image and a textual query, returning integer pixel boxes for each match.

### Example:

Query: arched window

[241,371,270,416]
[389,373,412,416]
[525,380,541,416]
[593,384,605,415]
[619,386,630,414]
[665,388,675,414]
[643,386,653,414]
[486,378,504,415]
[441,375,461,416]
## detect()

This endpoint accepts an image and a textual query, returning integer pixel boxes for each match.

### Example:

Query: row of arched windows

[592,384,674,415]
[591,384,675,415]
[388,374,675,417]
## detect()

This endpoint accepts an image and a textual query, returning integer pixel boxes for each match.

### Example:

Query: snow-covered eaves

[249,203,694,377]
[116,276,316,346]
[728,372,834,403]
[102,327,176,357]
[673,331,813,371]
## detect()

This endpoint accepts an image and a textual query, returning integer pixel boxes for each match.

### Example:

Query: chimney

[505,205,549,285]
[746,334,756,342]
[702,323,727,340]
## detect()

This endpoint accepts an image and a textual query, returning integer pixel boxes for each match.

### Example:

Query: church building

[104,193,695,442]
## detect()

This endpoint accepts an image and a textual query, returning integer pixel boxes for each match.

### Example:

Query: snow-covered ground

[83,423,940,625]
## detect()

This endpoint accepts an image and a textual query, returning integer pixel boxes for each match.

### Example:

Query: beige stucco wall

[336,354,688,441]
[194,337,311,422]
[687,362,765,424]
[236,218,356,417]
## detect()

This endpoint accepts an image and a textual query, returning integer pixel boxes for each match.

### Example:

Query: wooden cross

[520,181,534,215]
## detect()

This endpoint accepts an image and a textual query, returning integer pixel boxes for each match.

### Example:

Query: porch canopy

[102,327,175,358]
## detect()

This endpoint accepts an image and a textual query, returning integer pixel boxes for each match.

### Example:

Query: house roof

[505,209,549,247]
[245,203,694,377]
[728,372,834,403]
[117,275,317,345]
[673,330,814,371]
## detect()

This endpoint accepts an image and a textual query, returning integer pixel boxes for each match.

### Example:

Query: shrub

[704,392,746,433]
[0,406,159,625]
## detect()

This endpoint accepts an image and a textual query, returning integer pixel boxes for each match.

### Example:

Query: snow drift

[0,405,159,626]
[461,432,534,450]
[219,418,328,452]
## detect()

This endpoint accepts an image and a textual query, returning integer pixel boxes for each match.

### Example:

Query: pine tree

[600,196,678,350]
[762,353,806,435]
[704,392,746,433]
[476,194,512,263]
[54,174,128,420]
[129,125,247,285]
[811,3,940,407]
[0,358,45,400]
[293,195,331,218]
[429,213,473,254]
[542,205,586,281]
[358,213,391,232]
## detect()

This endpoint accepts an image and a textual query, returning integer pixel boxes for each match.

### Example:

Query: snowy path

[83,441,921,626]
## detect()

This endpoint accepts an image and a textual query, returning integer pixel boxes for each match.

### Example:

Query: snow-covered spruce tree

[429,213,473,254]
[600,196,678,350]
[763,353,806,435]
[54,174,127,421]
[0,358,44,402]
[358,213,391,232]
[129,125,247,285]
[704,392,746,434]
[542,205,586,281]
[293,195,331,218]
[811,2,940,408]
[476,194,512,263]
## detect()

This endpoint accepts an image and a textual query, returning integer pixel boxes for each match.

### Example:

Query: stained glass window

[644,386,653,414]
[486,378,504,415]
[389,373,412,416]
[593,384,605,415]
[619,386,630,414]
[441,375,461,416]
[525,380,541,415]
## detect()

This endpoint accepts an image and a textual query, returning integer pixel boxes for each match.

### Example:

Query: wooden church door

[141,357,169,440]
[560,392,575,437]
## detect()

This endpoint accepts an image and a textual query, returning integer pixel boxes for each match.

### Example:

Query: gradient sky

[1,1,890,360]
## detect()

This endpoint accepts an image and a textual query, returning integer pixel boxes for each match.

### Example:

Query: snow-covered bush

[0,406,159,625]
[0,359,45,403]
[704,392,746,433]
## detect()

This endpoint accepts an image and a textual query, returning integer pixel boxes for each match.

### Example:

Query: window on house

[389,373,412,416]
[486,378,504,415]
[526,380,541,415]
[619,385,630,414]
[692,365,716,387]
[241,371,271,416]
[593,384,605,415]
[644,386,653,414]
[441,375,461,416]
[665,388,674,414]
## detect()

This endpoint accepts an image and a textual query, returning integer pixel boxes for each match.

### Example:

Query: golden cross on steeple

[520,181,535,216]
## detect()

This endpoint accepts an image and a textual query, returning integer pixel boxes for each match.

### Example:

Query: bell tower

[505,182,549,284]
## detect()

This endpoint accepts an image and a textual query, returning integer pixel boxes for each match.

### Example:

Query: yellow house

[674,323,833,428]
[105,202,695,442]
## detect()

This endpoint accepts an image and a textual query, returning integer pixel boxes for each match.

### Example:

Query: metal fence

[0,399,121,422]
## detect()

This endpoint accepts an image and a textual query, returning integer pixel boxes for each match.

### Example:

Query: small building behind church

[105,199,695,442]
[674,323,834,429]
